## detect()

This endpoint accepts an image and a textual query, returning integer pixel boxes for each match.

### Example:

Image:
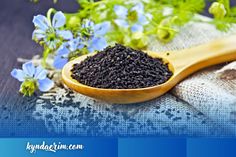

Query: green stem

[42,48,50,68]
[150,20,159,26]
[159,26,178,33]
[47,8,57,26]
[145,29,157,35]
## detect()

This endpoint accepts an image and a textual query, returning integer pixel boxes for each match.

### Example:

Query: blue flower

[53,20,110,69]
[53,38,84,69]
[79,19,111,53]
[114,3,151,32]
[11,62,54,96]
[32,11,73,49]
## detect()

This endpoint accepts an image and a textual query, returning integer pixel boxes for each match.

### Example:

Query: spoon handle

[165,35,236,76]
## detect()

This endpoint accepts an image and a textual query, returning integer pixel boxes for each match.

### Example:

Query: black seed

[71,44,173,89]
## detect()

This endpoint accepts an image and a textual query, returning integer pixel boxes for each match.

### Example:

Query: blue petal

[32,29,46,40]
[68,38,84,52]
[52,11,66,28]
[88,37,107,52]
[57,30,73,40]
[34,66,47,80]
[33,15,50,31]
[67,40,77,52]
[114,19,129,28]
[11,69,25,82]
[53,55,68,69]
[131,3,144,13]
[57,46,70,56]
[94,22,111,36]
[138,14,149,25]
[114,5,128,19]
[87,46,94,53]
[22,62,36,77]
[78,43,84,49]
[38,78,54,92]
[131,24,144,32]
[76,38,85,49]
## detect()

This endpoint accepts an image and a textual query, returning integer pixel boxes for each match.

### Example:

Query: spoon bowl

[62,35,236,104]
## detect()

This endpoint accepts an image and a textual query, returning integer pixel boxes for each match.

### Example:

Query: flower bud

[157,28,170,41]
[156,18,175,42]
[137,36,148,49]
[68,16,80,28]
[209,2,226,19]
[131,32,148,49]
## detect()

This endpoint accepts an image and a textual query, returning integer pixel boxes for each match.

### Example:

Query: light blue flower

[79,19,111,53]
[53,20,110,69]
[32,11,73,49]
[11,62,54,96]
[53,38,84,69]
[114,3,151,32]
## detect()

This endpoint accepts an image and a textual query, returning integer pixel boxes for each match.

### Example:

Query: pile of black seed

[71,44,173,89]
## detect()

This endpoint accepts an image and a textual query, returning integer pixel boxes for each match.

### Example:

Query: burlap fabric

[33,16,236,137]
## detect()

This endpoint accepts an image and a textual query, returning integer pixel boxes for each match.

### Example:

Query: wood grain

[0,0,78,137]
[0,0,235,136]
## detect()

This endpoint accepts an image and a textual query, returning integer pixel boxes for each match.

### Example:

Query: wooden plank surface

[0,0,235,137]
[0,0,78,137]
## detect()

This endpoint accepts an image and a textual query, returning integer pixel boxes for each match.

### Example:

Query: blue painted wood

[0,0,234,137]
[0,0,78,137]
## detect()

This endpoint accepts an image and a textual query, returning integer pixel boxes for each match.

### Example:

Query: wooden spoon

[62,35,236,104]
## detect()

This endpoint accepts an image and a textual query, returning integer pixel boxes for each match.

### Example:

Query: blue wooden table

[0,0,235,137]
